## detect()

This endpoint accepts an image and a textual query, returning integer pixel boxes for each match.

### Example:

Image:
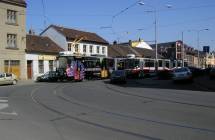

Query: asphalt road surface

[0,79,215,140]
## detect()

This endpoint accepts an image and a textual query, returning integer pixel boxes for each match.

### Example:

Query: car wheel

[12,80,17,85]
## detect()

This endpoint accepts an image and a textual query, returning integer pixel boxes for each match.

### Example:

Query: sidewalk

[17,79,35,86]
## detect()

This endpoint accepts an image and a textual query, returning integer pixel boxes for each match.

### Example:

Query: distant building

[119,39,152,50]
[0,0,27,79]
[26,35,64,80]
[205,53,215,68]
[150,41,206,68]
[108,42,162,59]
[41,25,109,57]
[203,46,210,53]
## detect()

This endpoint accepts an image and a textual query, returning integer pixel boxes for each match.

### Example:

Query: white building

[26,34,63,80]
[41,25,109,57]
[130,39,152,50]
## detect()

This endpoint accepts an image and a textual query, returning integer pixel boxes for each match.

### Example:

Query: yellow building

[0,0,27,79]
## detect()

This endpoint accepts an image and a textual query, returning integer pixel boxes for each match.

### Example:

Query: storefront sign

[38,55,56,60]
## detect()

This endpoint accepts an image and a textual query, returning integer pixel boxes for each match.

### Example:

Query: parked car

[209,68,215,79]
[0,73,18,85]
[172,67,193,82]
[110,70,127,84]
[188,66,204,77]
[203,67,212,75]
[157,70,173,80]
[36,71,59,82]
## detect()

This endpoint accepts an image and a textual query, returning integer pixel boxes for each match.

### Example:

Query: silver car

[172,67,193,82]
[0,73,18,85]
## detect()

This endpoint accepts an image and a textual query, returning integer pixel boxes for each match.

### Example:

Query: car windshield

[174,68,188,73]
[0,73,4,78]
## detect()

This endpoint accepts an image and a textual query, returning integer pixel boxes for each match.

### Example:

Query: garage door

[4,60,21,79]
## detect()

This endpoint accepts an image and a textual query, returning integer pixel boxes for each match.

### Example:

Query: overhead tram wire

[158,16,215,29]
[158,4,215,12]
[110,0,142,42]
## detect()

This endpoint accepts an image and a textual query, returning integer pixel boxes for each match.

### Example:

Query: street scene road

[1,0,215,140]
[0,78,215,140]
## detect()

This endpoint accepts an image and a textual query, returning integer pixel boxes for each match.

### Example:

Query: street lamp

[181,30,190,67]
[138,1,172,72]
[188,28,209,68]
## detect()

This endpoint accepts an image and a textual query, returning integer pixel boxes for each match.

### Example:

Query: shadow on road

[103,76,215,92]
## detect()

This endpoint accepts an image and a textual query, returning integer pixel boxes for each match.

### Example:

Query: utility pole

[154,9,158,72]
[197,30,200,68]
[182,31,184,67]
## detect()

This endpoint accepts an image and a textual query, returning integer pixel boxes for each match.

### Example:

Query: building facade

[0,0,27,79]
[41,25,109,57]
[26,34,63,80]
[151,41,207,68]
[205,53,215,68]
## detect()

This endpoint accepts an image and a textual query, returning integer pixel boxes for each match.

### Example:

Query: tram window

[177,61,182,67]
[108,59,114,68]
[145,60,154,67]
[165,61,170,68]
[117,61,125,70]
[58,57,67,68]
[173,62,176,67]
[96,60,100,67]
[134,60,139,67]
[158,60,162,67]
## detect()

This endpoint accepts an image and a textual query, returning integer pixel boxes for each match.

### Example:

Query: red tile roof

[26,35,64,54]
[43,25,109,45]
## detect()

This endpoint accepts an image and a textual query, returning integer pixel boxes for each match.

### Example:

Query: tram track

[30,84,163,140]
[47,83,215,134]
[104,83,215,110]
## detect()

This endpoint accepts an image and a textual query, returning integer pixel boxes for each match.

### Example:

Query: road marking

[0,103,8,110]
[0,99,8,110]
[0,99,18,116]
[0,111,17,116]
[0,99,8,103]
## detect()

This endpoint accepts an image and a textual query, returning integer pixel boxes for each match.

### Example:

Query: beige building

[205,53,215,67]
[0,0,27,79]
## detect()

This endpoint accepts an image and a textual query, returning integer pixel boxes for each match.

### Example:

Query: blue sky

[26,0,215,51]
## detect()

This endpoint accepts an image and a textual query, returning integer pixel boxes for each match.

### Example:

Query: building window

[49,60,54,71]
[75,44,79,53]
[7,34,17,48]
[97,46,100,54]
[7,10,17,24]
[90,45,93,53]
[68,43,72,51]
[102,47,105,54]
[39,60,44,74]
[83,45,87,53]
